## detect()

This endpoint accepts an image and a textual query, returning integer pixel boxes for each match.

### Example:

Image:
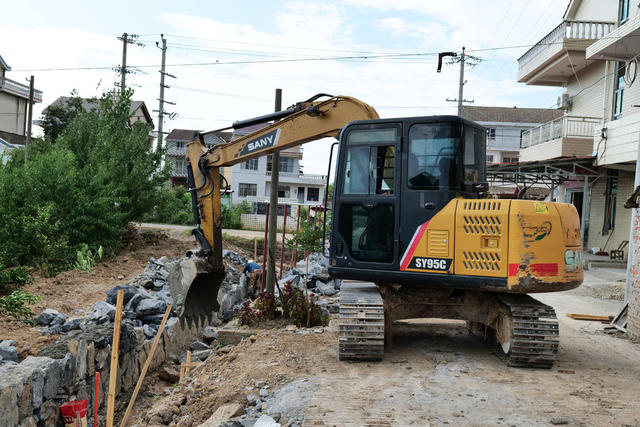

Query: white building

[461,105,563,165]
[211,123,327,212]
[0,54,42,145]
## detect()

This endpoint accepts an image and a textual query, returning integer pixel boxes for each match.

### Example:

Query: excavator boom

[169,94,379,321]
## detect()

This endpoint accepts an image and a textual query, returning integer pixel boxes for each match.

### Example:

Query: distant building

[45,96,154,129]
[461,105,563,165]
[165,128,232,188]
[205,124,327,211]
[0,54,43,145]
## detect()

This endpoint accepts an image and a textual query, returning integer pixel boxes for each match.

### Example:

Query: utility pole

[116,33,143,95]
[265,88,283,294]
[154,34,176,150]
[444,47,481,115]
[25,75,34,159]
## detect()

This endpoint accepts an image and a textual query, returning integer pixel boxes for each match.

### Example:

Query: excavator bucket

[168,253,226,324]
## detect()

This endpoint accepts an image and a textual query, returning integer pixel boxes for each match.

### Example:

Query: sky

[2,0,568,174]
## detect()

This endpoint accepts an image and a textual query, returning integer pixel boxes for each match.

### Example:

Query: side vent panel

[455,200,509,277]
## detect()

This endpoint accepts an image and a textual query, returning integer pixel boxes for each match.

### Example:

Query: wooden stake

[179,350,194,381]
[566,313,613,322]
[254,238,257,260]
[119,304,172,427]
[106,290,124,427]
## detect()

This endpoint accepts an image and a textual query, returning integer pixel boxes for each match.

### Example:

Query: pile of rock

[279,252,341,297]
[0,340,18,364]
[0,250,250,427]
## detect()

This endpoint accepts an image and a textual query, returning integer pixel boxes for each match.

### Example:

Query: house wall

[586,170,634,257]
[569,0,617,22]
[231,154,325,206]
[566,61,609,120]
[519,136,593,162]
[0,92,26,135]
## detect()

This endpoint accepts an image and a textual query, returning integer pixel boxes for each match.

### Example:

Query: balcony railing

[265,171,327,181]
[518,20,615,69]
[0,77,43,102]
[521,116,600,148]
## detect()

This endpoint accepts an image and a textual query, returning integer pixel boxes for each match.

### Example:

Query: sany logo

[240,129,280,156]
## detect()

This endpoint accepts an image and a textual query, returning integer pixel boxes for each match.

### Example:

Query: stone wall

[0,254,248,427]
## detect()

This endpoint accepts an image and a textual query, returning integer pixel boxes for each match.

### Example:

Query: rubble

[2,250,250,427]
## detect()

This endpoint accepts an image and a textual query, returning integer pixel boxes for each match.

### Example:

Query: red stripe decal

[509,263,558,277]
[530,263,558,276]
[508,263,519,276]
[400,221,430,271]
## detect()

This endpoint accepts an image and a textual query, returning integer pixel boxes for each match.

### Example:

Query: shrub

[0,90,167,276]
[236,301,258,326]
[281,283,327,327]
[0,265,31,290]
[255,291,277,320]
[221,201,251,229]
[0,290,41,324]
[141,186,192,225]
[74,244,103,271]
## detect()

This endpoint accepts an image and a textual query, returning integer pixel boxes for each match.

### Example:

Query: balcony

[265,171,326,183]
[518,20,615,86]
[519,116,600,162]
[587,15,640,61]
[0,77,42,102]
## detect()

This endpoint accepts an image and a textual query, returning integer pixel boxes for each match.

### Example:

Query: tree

[40,91,86,143]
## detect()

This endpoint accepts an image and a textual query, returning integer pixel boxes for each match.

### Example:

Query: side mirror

[472,182,489,193]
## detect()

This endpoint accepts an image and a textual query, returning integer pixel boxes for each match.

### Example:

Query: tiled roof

[461,106,563,124]
[166,129,200,141]
[46,96,154,126]
[0,54,10,71]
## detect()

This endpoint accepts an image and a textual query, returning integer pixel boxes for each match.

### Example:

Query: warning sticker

[534,202,549,214]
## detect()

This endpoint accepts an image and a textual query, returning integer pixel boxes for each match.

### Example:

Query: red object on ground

[94,372,99,426]
[60,399,88,427]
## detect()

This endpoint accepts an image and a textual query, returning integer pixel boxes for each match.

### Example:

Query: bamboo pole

[119,305,172,427]
[254,238,257,260]
[106,290,124,427]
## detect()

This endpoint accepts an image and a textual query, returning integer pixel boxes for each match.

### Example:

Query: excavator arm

[169,94,378,321]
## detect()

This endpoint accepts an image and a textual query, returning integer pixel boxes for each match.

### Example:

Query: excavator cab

[330,116,487,279]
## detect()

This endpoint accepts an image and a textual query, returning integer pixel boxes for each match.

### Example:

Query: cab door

[331,123,401,271]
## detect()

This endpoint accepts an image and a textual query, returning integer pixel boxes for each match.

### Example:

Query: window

[487,128,496,139]
[344,145,395,195]
[307,187,319,201]
[238,183,257,197]
[486,155,494,163]
[277,185,290,198]
[503,156,519,163]
[614,62,625,120]
[176,141,185,149]
[241,159,258,170]
[267,156,294,173]
[175,159,186,175]
[620,0,630,24]
[603,173,618,234]
[408,124,459,190]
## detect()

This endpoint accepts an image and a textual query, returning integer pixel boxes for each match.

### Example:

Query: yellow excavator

[169,94,583,368]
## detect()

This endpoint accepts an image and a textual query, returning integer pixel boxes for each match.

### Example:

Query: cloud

[1,0,565,174]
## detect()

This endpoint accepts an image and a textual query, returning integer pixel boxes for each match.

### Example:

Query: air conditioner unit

[557,93,572,110]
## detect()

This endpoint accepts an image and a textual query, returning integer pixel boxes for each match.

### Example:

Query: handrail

[0,77,43,102]
[521,116,601,148]
[518,20,615,67]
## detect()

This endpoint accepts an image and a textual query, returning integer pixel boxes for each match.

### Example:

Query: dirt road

[138,268,638,426]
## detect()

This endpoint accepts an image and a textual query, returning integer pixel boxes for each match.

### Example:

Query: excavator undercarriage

[338,282,559,368]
